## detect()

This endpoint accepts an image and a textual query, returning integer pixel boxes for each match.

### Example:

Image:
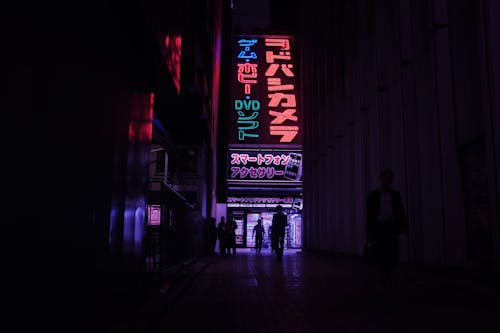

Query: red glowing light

[128,93,154,142]
[230,35,301,144]
[165,34,182,94]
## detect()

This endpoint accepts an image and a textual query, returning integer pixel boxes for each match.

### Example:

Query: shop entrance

[228,206,302,249]
[245,210,302,249]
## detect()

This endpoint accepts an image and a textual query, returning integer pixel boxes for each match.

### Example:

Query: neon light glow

[230,35,301,144]
[148,205,161,225]
[227,197,295,204]
[128,93,154,142]
[165,34,182,94]
[227,149,302,184]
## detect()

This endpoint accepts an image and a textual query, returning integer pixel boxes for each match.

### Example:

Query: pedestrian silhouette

[366,168,408,286]
[208,217,217,255]
[217,217,226,255]
[252,217,265,254]
[224,216,237,255]
[271,205,288,261]
[268,225,273,253]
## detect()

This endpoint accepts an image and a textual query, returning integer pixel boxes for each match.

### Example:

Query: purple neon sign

[227,149,302,184]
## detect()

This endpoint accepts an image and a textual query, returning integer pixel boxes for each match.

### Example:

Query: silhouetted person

[217,217,226,255]
[268,225,274,253]
[366,168,408,286]
[252,217,265,254]
[224,216,237,255]
[271,205,288,261]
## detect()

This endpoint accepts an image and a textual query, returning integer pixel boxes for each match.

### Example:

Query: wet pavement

[109,248,500,333]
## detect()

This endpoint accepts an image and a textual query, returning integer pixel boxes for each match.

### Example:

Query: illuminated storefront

[227,196,303,248]
[226,34,302,249]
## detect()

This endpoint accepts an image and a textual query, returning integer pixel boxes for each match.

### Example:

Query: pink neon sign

[230,35,301,145]
[227,149,302,183]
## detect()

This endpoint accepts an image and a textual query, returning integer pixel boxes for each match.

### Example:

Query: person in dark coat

[271,205,288,261]
[224,216,237,255]
[208,217,217,255]
[252,217,265,254]
[217,217,226,255]
[366,168,408,286]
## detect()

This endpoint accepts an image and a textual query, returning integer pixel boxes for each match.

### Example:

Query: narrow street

[111,249,500,333]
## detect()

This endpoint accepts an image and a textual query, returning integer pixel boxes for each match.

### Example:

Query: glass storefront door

[245,210,302,249]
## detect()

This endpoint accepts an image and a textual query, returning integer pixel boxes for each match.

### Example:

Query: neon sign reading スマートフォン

[231,35,300,145]
[227,149,303,184]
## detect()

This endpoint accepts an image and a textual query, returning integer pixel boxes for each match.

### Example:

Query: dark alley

[4,0,500,332]
[112,249,500,332]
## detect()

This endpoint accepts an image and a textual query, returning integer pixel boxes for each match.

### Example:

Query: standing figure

[217,217,226,255]
[224,216,237,255]
[271,205,288,261]
[366,168,408,286]
[252,217,265,254]
[268,225,274,253]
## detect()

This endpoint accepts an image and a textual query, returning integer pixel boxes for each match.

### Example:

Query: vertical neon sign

[235,38,260,141]
[230,35,300,145]
[265,38,298,142]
